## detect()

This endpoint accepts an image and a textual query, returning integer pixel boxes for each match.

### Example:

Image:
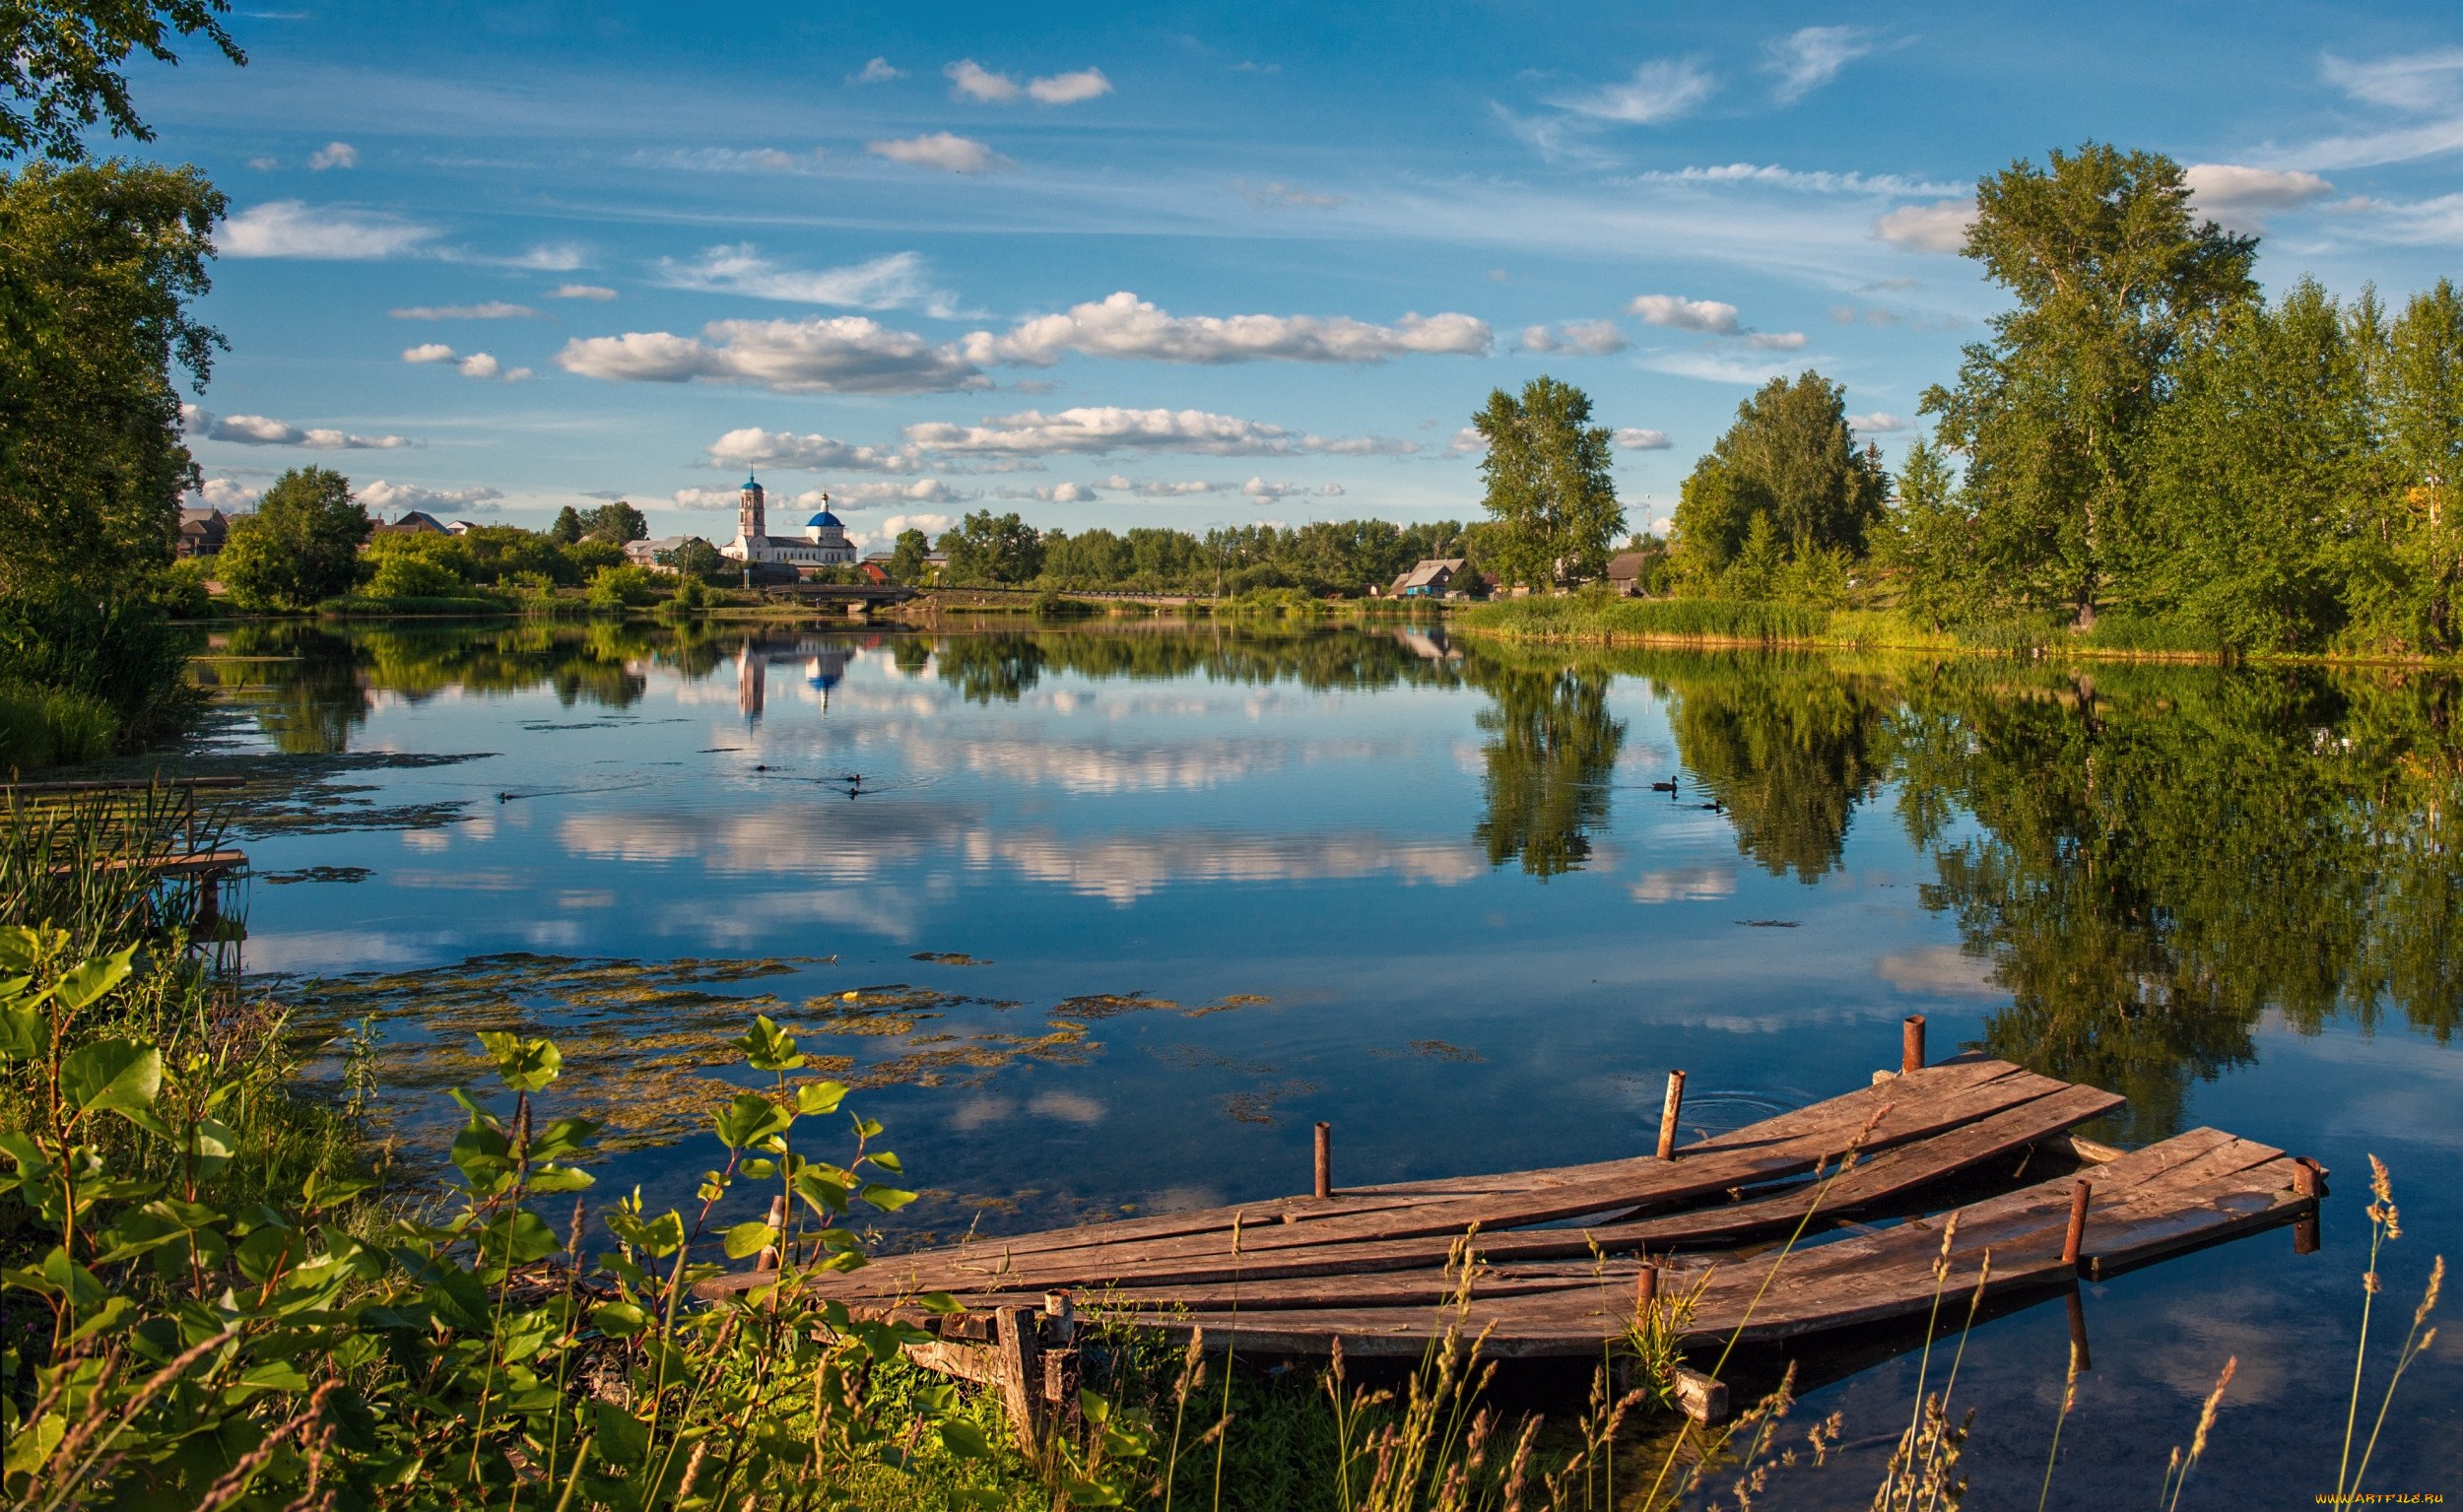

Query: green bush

[0,587,196,744]
[1460,595,1830,643]
[366,552,468,600]
[151,560,215,619]
[2080,611,2229,655]
[0,685,120,769]
[587,563,660,610]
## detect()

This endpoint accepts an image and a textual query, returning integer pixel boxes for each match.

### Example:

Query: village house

[1387,558,1468,598]
[370,510,452,538]
[626,536,692,572]
[176,507,229,559]
[1606,551,1653,597]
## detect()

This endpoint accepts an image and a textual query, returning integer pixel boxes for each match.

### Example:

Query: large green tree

[1874,440,1980,629]
[1672,370,1889,572]
[0,160,223,593]
[1472,375,1623,589]
[938,510,1043,583]
[218,466,369,609]
[581,499,647,544]
[1923,143,2258,627]
[2,0,243,162]
[888,527,933,583]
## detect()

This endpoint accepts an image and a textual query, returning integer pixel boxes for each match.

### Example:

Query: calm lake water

[189,618,2460,1503]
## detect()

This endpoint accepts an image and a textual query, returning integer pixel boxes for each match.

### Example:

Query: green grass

[316,592,516,617]
[0,683,119,770]
[1459,595,1831,644]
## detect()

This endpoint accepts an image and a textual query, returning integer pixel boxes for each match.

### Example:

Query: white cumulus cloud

[359,480,504,514]
[1612,427,1672,450]
[824,479,975,509]
[2184,163,2336,231]
[557,316,988,394]
[307,141,359,170]
[193,478,261,510]
[905,407,1300,456]
[1849,412,1913,434]
[945,58,1022,101]
[1548,57,1717,124]
[549,284,617,300]
[199,410,416,449]
[704,427,925,473]
[1028,68,1112,105]
[850,56,904,85]
[962,291,1491,365]
[1629,294,1742,334]
[1521,319,1630,356]
[401,343,457,363]
[1874,199,1976,254]
[866,131,1011,173]
[224,201,435,259]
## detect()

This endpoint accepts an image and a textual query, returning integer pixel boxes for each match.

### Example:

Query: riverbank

[1455,594,2463,669]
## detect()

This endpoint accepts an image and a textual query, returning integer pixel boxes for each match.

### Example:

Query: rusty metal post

[1313,1121,1332,1200]
[2293,1158,2323,1256]
[1636,1261,1659,1315]
[1656,1071,1688,1160]
[1902,1015,1927,1073]
[2062,1180,2093,1273]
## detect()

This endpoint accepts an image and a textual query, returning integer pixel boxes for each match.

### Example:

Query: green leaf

[0,1002,42,1061]
[53,948,137,1013]
[719,1221,778,1261]
[186,1117,236,1180]
[937,1418,991,1458]
[475,1031,562,1091]
[866,1150,903,1174]
[61,1038,161,1115]
[590,1300,649,1337]
[859,1182,917,1214]
[795,1081,847,1116]
[711,1092,790,1151]
[914,1291,964,1315]
[730,1015,806,1072]
[527,1164,594,1194]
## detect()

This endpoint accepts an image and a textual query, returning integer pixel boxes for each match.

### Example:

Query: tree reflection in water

[1466,661,1625,878]
[202,622,2458,1143]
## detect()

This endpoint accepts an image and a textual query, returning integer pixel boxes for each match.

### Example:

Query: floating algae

[910,952,992,965]
[1182,993,1272,1019]
[262,866,376,886]
[1370,1039,1487,1064]
[1053,991,1177,1019]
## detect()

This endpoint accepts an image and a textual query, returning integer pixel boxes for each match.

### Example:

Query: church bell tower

[737,474,766,547]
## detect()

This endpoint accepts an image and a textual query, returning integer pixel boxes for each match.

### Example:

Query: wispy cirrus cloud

[628,145,827,174]
[1764,27,1879,104]
[1547,57,1718,124]
[306,140,358,170]
[1238,179,1345,210]
[656,246,954,314]
[389,300,535,320]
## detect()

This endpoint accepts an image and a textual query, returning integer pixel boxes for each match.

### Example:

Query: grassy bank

[1456,595,2442,666]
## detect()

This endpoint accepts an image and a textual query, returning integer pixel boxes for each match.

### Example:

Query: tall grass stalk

[2349,1254,2442,1495]
[2034,1332,2084,1512]
[1916,1252,1992,1512]
[2336,1154,2401,1497]
[1640,1101,1894,1507]
[2159,1354,2235,1512]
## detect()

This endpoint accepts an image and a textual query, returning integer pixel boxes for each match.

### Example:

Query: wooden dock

[702,1036,2320,1439]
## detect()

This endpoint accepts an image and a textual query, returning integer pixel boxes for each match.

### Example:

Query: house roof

[1607,551,1650,580]
[374,510,451,534]
[1394,558,1466,591]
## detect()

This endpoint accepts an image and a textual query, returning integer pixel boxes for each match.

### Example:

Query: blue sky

[129,1,2463,548]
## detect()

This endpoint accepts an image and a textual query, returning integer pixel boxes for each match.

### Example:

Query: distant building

[1388,558,1467,598]
[176,507,229,559]
[371,510,452,537]
[446,520,483,536]
[1606,551,1653,597]
[717,476,856,574]
[627,535,691,572]
[857,559,891,584]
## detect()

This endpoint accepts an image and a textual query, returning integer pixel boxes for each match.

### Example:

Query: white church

[719,475,856,573]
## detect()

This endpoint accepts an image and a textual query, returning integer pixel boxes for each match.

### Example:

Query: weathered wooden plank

[724,1064,2083,1302]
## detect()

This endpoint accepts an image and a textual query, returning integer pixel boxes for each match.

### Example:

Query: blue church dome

[805,510,843,528]
[743,474,762,491]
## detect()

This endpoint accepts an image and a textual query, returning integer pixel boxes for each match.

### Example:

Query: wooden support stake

[1042,1348,1083,1441]
[1042,1290,1076,1347]
[755,1195,785,1272]
[2062,1180,2093,1273]
[2064,1283,2093,1374]
[1671,1367,1729,1424]
[1656,1071,1688,1161]
[2293,1157,2323,1256]
[1313,1121,1333,1200]
[1901,1014,1927,1073]
[992,1306,1041,1457]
